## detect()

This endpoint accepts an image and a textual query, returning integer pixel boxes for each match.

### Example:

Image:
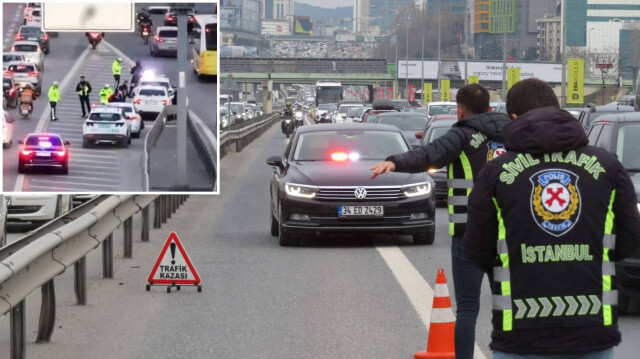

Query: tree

[590,48,619,105]
[524,46,537,61]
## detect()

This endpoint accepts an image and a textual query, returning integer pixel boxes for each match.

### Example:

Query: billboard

[568,58,585,104]
[294,16,312,36]
[397,60,563,83]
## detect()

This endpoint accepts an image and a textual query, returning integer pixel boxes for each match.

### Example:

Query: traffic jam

[2,2,217,192]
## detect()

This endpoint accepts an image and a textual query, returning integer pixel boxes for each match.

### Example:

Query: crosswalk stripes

[23,43,145,191]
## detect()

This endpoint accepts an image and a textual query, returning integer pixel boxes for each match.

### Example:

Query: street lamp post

[501,0,509,100]
[421,4,426,100]
[406,17,410,96]
[437,0,442,98]
[588,27,595,74]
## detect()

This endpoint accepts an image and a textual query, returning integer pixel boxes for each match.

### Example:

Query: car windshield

[3,54,22,62]
[25,135,62,147]
[318,104,336,111]
[158,30,178,38]
[293,130,409,161]
[107,105,134,114]
[429,105,457,116]
[616,124,640,171]
[377,116,429,130]
[404,107,427,114]
[220,108,229,115]
[339,105,361,114]
[139,89,166,96]
[8,64,35,72]
[428,126,454,143]
[90,113,122,122]
[31,10,41,17]
[20,27,40,35]
[230,104,243,112]
[13,44,38,52]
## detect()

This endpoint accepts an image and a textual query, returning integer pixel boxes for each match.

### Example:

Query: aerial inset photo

[2,2,218,192]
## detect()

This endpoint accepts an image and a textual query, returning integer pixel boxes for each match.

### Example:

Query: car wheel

[278,205,299,246]
[18,162,26,173]
[82,139,91,148]
[413,228,435,245]
[270,201,279,236]
[44,48,49,55]
[128,134,132,144]
[121,138,129,148]
[1,220,6,247]
[132,130,140,139]
[60,163,68,175]
[618,290,631,315]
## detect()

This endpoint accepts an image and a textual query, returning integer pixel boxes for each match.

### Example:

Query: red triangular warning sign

[147,232,201,286]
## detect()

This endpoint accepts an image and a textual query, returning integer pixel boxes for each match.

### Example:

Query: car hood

[401,130,420,142]
[287,160,430,187]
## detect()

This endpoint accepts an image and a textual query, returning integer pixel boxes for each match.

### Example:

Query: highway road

[2,117,639,358]
[2,3,216,192]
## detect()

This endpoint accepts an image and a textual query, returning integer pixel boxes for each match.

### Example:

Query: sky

[296,0,352,9]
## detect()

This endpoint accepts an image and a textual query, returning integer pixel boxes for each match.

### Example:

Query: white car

[1,194,7,247]
[23,2,41,24]
[82,107,131,148]
[24,7,41,26]
[138,73,174,98]
[105,102,144,138]
[6,194,73,228]
[133,85,171,118]
[335,104,364,123]
[11,41,44,71]
[3,110,14,149]
[3,52,26,71]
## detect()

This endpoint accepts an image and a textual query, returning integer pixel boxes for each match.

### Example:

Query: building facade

[536,14,561,61]
[221,0,262,40]
[262,0,294,20]
[567,0,640,48]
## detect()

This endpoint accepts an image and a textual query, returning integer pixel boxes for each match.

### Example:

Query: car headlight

[285,183,318,199]
[402,182,432,198]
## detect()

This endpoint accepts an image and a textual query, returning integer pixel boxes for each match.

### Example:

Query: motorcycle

[19,101,32,119]
[140,24,151,45]
[281,118,295,138]
[87,32,103,49]
[294,111,304,128]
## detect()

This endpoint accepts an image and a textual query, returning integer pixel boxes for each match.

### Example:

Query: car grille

[316,186,405,201]
[8,205,41,214]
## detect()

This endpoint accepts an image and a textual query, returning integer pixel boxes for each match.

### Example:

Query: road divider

[0,195,189,359]
[187,110,218,192]
[220,113,281,158]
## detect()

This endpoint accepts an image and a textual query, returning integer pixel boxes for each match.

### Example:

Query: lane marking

[376,245,487,359]
[29,178,118,189]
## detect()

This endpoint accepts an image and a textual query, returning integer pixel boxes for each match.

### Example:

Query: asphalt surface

[2,116,639,358]
[2,3,216,191]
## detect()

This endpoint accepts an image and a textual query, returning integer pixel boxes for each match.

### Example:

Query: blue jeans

[493,348,613,359]
[451,236,485,359]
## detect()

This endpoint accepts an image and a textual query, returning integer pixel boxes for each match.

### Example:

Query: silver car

[11,41,44,71]
[149,26,177,57]
[6,61,41,95]
[3,52,26,71]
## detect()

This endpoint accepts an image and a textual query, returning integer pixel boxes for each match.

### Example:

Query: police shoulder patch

[487,141,507,162]
[530,169,581,237]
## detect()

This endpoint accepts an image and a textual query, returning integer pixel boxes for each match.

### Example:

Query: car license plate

[28,37,38,41]
[338,206,383,217]
[98,123,111,128]
[5,196,10,206]
[36,151,51,157]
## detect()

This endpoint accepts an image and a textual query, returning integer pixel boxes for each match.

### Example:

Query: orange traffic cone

[414,268,456,359]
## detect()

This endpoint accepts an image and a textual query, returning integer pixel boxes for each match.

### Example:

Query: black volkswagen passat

[266,123,436,246]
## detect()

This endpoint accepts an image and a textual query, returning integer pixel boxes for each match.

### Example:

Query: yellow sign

[568,58,585,104]
[424,83,432,104]
[441,80,450,102]
[468,75,479,84]
[507,68,520,90]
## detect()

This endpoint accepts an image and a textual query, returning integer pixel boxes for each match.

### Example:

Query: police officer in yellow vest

[112,57,122,88]
[99,83,113,105]
[371,84,510,359]
[75,75,92,117]
[47,81,60,121]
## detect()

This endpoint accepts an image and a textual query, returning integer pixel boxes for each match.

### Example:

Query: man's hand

[370,161,396,179]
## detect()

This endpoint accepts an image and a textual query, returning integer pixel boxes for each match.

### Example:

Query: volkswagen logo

[354,187,367,200]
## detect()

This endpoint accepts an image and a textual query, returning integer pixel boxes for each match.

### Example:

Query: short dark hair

[506,78,559,117]
[455,84,490,115]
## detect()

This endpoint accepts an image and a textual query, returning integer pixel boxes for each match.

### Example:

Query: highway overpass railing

[186,110,218,192]
[143,106,175,191]
[0,195,189,359]
[221,57,388,74]
[219,113,281,158]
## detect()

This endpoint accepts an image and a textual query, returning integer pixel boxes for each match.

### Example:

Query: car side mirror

[64,141,71,146]
[266,155,284,168]
[410,141,422,149]
[415,131,424,140]
[18,140,24,144]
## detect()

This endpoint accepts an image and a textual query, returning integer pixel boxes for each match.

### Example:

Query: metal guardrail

[186,110,218,192]
[219,113,281,158]
[143,106,177,191]
[1,194,189,359]
[220,57,388,74]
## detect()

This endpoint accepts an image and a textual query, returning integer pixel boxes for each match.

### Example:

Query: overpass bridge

[221,57,389,75]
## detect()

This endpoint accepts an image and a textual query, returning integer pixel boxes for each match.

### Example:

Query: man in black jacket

[371,84,510,359]
[464,78,640,358]
[75,76,92,117]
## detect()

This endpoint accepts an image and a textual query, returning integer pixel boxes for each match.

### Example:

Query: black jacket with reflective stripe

[464,107,640,354]
[386,112,509,236]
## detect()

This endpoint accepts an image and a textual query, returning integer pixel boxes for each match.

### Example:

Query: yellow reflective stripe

[501,281,511,296]
[605,190,615,234]
[503,309,513,332]
[492,198,506,241]
[448,163,455,236]
[603,305,612,326]
[459,151,473,195]
[603,274,611,292]
[603,248,610,262]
